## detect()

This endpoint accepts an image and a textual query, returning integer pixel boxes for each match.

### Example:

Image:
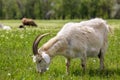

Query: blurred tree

[111,0,120,18]
[61,0,81,19]
[16,0,25,18]
[0,0,3,19]
[0,0,116,19]
[34,0,52,19]
[25,0,37,18]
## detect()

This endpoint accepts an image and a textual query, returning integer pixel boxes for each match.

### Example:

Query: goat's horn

[32,33,49,55]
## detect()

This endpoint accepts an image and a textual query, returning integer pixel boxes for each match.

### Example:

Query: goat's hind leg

[98,50,104,70]
[81,57,86,72]
[65,58,71,74]
[81,52,87,71]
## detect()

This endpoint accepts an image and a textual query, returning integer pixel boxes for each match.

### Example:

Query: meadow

[0,19,120,80]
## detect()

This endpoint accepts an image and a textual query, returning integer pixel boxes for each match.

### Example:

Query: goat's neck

[46,38,68,57]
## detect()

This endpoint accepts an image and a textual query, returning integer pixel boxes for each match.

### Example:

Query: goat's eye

[38,60,42,63]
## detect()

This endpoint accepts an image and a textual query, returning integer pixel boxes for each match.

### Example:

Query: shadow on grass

[72,68,120,77]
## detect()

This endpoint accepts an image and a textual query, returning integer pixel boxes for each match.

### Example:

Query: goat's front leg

[66,58,71,74]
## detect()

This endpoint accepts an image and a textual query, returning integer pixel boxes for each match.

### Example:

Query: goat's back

[57,18,109,57]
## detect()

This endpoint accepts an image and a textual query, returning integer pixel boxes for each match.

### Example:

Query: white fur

[3,26,11,30]
[32,52,50,63]
[0,24,11,30]
[35,18,110,73]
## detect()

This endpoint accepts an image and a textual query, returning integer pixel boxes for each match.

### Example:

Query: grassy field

[0,19,120,80]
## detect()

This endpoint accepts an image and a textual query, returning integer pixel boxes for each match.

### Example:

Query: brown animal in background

[22,18,37,27]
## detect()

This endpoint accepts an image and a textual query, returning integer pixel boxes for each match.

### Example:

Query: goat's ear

[41,52,50,64]
[42,46,49,51]
[38,48,42,53]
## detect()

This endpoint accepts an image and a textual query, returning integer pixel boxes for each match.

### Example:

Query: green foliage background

[0,0,114,19]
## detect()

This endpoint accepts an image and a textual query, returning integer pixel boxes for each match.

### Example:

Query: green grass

[0,19,120,80]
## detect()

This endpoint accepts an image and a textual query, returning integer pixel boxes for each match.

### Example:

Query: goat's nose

[37,69,47,73]
[37,69,42,73]
[41,69,46,72]
[37,71,44,75]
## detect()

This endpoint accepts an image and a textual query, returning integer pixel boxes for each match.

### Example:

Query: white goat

[32,18,110,73]
[0,24,11,30]
[3,26,11,30]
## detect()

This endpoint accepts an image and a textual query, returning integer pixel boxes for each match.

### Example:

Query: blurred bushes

[0,0,116,19]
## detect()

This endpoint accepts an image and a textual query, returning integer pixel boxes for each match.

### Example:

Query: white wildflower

[29,67,32,70]
[20,34,24,39]
[6,31,9,34]
[7,73,11,76]
[93,59,96,63]
[6,36,9,39]
[1,35,5,38]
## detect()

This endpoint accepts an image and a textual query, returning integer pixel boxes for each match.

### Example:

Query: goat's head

[32,33,50,73]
